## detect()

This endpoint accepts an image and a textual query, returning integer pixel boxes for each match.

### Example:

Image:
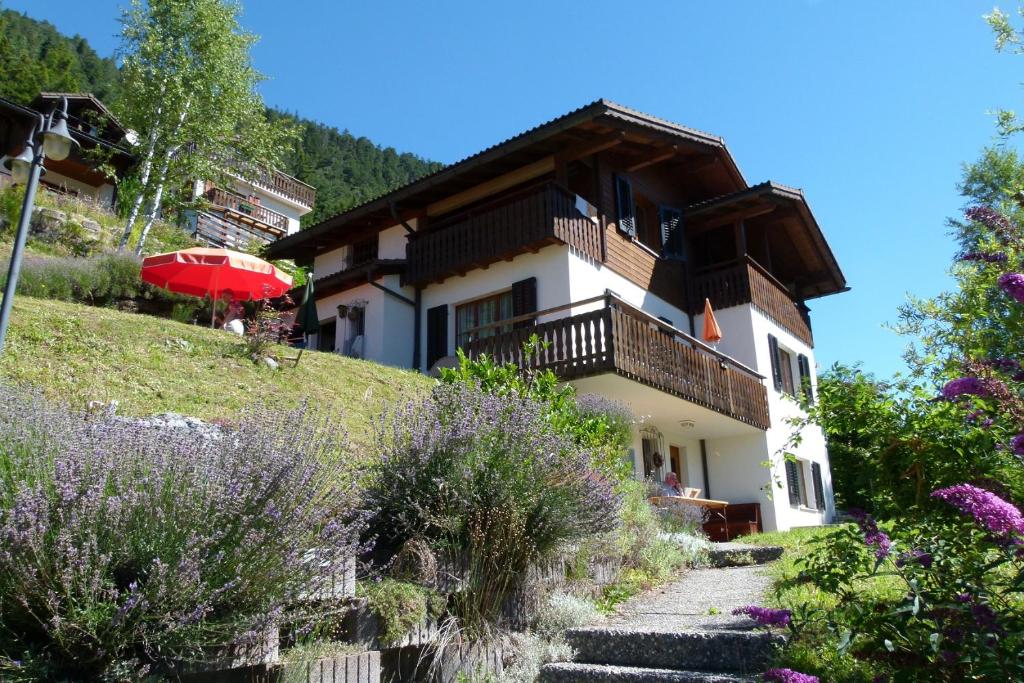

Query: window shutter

[426,304,448,369]
[785,459,801,506]
[811,462,825,510]
[659,206,686,259]
[511,277,537,329]
[768,334,783,391]
[614,175,637,237]
[797,354,815,404]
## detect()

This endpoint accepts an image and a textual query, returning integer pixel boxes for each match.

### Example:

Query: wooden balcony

[689,257,813,346]
[206,187,289,236]
[247,168,317,208]
[195,211,280,250]
[406,183,603,285]
[461,294,771,430]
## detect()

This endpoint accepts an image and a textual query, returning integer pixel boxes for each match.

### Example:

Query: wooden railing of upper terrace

[689,256,813,347]
[206,187,289,236]
[460,293,771,430]
[406,183,603,285]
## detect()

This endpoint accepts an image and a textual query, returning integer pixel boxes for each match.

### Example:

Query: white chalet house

[267,100,848,535]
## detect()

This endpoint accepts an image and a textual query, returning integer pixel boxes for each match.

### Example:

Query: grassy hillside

[0,297,431,447]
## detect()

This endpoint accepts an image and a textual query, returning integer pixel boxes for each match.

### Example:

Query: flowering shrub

[365,382,620,634]
[0,386,362,681]
[439,345,634,479]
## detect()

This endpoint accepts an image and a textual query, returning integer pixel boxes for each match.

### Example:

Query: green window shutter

[511,277,537,329]
[659,206,686,259]
[811,462,825,510]
[785,459,801,506]
[768,334,783,391]
[614,174,636,237]
[797,354,815,404]
[426,304,448,368]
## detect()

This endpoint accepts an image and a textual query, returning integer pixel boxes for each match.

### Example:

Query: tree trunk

[117,123,159,251]
[134,99,191,256]
[117,83,167,252]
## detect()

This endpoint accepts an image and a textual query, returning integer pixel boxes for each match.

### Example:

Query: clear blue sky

[7,0,1022,380]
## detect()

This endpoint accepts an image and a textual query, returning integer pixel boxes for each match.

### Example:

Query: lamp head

[3,146,41,185]
[42,111,78,161]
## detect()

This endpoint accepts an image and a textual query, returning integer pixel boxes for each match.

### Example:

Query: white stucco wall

[14,162,116,206]
[417,244,574,371]
[565,251,689,328]
[309,275,414,368]
[379,223,412,259]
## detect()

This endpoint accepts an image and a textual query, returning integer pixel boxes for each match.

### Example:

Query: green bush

[3,252,190,309]
[359,579,444,645]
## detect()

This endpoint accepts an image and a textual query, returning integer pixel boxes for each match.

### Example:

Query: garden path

[540,542,786,682]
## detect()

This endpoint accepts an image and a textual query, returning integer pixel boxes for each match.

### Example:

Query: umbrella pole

[211,288,217,328]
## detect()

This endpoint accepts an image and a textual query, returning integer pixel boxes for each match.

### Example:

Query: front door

[669,445,683,483]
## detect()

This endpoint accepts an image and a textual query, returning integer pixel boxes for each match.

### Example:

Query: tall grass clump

[365,382,620,636]
[0,385,363,681]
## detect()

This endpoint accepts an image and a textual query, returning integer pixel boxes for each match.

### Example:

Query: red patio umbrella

[141,247,292,326]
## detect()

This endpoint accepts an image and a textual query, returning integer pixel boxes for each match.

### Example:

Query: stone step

[563,628,783,674]
[539,662,756,683]
[706,544,783,568]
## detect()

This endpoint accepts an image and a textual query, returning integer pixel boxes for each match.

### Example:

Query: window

[768,334,800,398]
[778,348,796,397]
[811,462,826,510]
[614,174,636,237]
[659,206,686,260]
[350,236,378,268]
[456,291,514,346]
[784,458,807,507]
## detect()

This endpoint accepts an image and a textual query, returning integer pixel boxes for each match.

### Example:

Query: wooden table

[649,496,732,541]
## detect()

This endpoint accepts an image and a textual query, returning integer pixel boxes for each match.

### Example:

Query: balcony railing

[206,187,289,236]
[460,294,771,430]
[247,168,317,208]
[406,183,603,285]
[689,256,813,346]
[194,211,279,251]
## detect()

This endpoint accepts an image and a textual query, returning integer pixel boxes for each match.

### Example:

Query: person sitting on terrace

[660,471,683,497]
[220,289,245,335]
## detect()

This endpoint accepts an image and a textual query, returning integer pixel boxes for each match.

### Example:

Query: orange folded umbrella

[702,298,723,343]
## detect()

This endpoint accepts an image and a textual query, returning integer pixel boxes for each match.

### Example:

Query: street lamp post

[0,97,79,353]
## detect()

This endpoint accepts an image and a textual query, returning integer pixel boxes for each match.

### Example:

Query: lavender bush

[365,382,620,634]
[0,385,363,681]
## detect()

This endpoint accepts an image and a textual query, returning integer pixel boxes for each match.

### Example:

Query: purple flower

[1012,434,1024,456]
[932,484,1024,537]
[960,251,1008,263]
[732,605,792,627]
[850,509,892,558]
[895,549,933,569]
[965,206,1012,234]
[763,669,820,683]
[998,273,1024,304]
[941,377,988,399]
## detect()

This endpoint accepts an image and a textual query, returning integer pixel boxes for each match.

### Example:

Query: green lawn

[0,297,432,448]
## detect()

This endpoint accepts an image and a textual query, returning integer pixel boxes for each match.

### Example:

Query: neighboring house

[187,168,316,250]
[0,92,134,208]
[267,100,848,533]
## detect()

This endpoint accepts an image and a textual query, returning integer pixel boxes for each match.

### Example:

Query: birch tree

[115,0,295,254]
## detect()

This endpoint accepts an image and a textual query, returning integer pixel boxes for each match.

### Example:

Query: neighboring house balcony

[206,186,290,235]
[688,255,813,346]
[240,167,317,209]
[405,183,603,285]
[459,293,771,430]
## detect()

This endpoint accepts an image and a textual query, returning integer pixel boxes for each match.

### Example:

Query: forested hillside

[0,8,442,227]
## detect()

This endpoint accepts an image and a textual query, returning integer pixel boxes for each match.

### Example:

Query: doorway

[317,317,337,352]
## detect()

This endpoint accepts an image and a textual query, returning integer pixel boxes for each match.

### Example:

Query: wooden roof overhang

[301,259,407,300]
[267,100,749,263]
[685,182,847,300]
[0,97,135,178]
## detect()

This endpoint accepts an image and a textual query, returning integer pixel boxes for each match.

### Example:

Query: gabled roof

[33,92,128,138]
[268,99,748,260]
[685,181,847,299]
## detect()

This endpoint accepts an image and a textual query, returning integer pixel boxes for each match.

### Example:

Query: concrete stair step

[563,628,782,674]
[706,544,783,568]
[539,662,756,683]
